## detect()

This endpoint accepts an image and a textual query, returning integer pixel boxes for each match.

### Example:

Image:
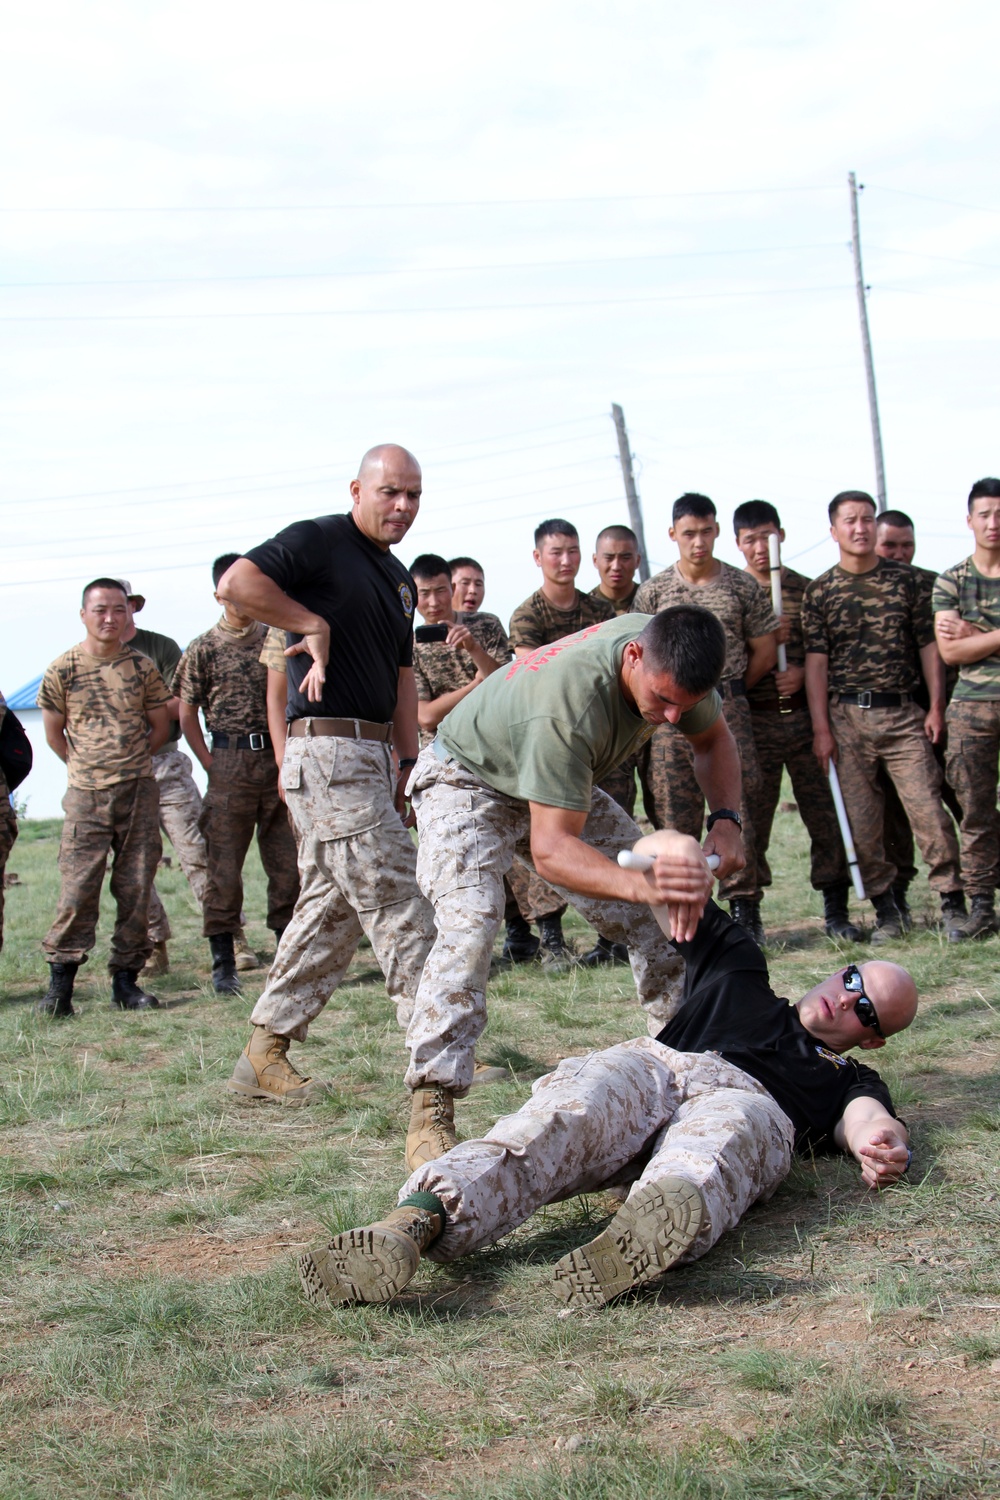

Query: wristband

[398,757,418,771]
[706,807,742,833]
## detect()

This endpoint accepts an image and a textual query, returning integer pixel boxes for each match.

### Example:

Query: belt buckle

[858,690,872,710]
[248,732,265,751]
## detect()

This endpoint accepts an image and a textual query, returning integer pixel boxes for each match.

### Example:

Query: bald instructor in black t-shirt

[218,445,438,1104]
[298,825,917,1309]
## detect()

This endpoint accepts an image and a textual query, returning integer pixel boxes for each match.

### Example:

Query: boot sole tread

[551,1178,704,1307]
[299,1228,419,1306]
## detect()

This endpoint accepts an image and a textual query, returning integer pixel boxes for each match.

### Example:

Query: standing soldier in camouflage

[410,553,510,745]
[581,522,646,963]
[803,490,966,943]
[118,582,262,978]
[734,501,858,941]
[934,477,1000,939]
[634,493,777,946]
[37,579,172,1015]
[508,518,616,967]
[873,512,962,929]
[0,691,19,954]
[217,445,438,1105]
[591,524,642,615]
[448,557,487,617]
[175,555,300,994]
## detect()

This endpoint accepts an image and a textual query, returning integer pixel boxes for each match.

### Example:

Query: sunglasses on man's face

[843,964,883,1037]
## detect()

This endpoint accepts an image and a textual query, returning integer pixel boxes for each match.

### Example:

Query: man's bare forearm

[689,717,741,811]
[218,559,326,636]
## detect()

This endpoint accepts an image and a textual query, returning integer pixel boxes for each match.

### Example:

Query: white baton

[618,850,720,873]
[827,761,866,899]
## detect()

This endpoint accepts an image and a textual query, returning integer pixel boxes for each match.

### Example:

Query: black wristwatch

[398,757,418,772]
[706,807,742,833]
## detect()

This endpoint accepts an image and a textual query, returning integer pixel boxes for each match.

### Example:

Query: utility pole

[848,171,887,512]
[610,403,650,581]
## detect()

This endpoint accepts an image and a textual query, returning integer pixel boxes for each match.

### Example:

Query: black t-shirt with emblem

[658,902,896,1151]
[244,512,415,723]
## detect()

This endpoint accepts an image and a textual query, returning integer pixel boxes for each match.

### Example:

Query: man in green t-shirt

[402,607,746,1171]
[934,477,1000,938]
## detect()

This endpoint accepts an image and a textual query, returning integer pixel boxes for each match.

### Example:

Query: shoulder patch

[813,1044,848,1068]
[398,582,414,618]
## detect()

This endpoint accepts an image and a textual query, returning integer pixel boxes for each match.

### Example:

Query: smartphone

[414,624,450,643]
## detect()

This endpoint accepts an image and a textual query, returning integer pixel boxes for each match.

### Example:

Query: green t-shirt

[437,615,721,812]
[132,627,183,745]
[933,558,1000,701]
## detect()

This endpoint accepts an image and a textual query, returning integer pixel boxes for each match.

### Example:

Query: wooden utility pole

[848,171,887,512]
[610,403,650,581]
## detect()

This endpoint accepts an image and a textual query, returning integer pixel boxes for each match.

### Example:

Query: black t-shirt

[244,513,416,723]
[658,902,896,1152]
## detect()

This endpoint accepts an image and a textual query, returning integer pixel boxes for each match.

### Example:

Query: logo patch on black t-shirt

[814,1045,848,1068]
[398,582,414,618]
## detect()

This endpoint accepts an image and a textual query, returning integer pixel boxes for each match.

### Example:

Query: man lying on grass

[299,829,916,1310]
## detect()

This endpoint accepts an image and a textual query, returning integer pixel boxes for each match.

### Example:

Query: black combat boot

[822,883,863,943]
[958,894,999,940]
[209,933,242,995]
[579,934,631,967]
[36,962,78,1018]
[538,913,573,972]
[870,890,905,946]
[500,913,540,965]
[940,891,968,944]
[729,898,765,948]
[111,969,160,1010]
[892,882,913,933]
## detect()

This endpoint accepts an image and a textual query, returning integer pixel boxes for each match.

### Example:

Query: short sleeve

[677,689,721,737]
[801,580,828,655]
[932,570,958,615]
[910,571,935,651]
[258,626,289,674]
[140,660,172,710]
[244,519,324,595]
[742,576,779,638]
[176,640,207,707]
[509,601,544,652]
[38,663,66,715]
[413,652,432,702]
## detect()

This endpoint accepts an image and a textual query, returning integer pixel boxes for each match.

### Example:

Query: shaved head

[357,444,421,481]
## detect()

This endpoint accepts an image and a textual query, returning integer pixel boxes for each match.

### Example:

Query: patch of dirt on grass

[96,1228,310,1279]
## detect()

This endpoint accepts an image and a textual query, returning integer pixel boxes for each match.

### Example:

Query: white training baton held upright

[827,761,866,899]
[767,531,792,714]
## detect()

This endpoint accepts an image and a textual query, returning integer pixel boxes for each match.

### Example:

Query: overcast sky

[2,1,998,691]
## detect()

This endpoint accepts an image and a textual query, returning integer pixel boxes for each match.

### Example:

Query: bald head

[350,444,422,551]
[860,960,918,1037]
[357,444,421,482]
[797,958,918,1053]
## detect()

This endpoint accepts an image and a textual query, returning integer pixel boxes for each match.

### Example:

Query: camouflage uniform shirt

[801,558,933,693]
[932,558,1000,701]
[633,563,777,681]
[258,625,288,676]
[175,618,270,733]
[509,588,614,652]
[747,566,810,709]
[413,612,511,747]
[38,646,171,789]
[590,582,639,617]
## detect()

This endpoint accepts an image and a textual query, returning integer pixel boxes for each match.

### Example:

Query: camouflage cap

[113,579,146,611]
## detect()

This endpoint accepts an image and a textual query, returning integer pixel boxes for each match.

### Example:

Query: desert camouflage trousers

[639,692,760,902]
[249,735,437,1041]
[405,1037,794,1265]
[831,701,962,898]
[945,698,1000,899]
[504,753,640,928]
[748,707,847,895]
[147,749,209,944]
[199,746,299,936]
[0,786,17,954]
[405,746,688,1095]
[44,777,161,971]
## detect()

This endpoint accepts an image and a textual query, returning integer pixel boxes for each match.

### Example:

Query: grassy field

[1,801,999,1499]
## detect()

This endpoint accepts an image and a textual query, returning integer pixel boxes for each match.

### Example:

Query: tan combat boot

[299,1202,443,1307]
[142,941,169,977]
[551,1176,704,1307]
[227,1025,328,1105]
[233,931,261,971]
[405,1085,458,1171]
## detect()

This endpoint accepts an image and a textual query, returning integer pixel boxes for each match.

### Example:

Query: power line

[0,186,842,214]
[0,243,843,289]
[866,185,1000,217]
[0,282,850,323]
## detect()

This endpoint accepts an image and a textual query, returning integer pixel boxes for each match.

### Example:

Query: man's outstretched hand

[857,1127,910,1190]
[632,830,714,942]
